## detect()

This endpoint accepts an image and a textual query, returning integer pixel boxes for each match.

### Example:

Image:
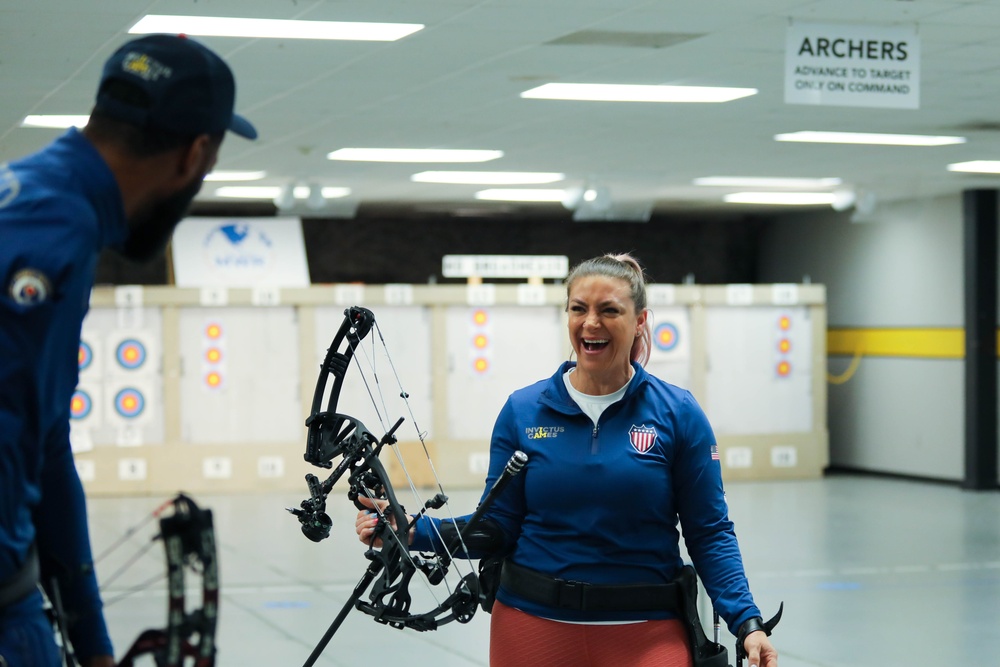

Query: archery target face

[69,384,103,442]
[70,389,93,420]
[180,307,301,443]
[774,313,794,380]
[645,307,692,390]
[647,308,690,361]
[201,320,226,390]
[653,322,680,352]
[468,309,493,376]
[446,306,564,440]
[77,308,164,444]
[115,339,147,370]
[105,330,158,379]
[704,306,813,435]
[114,388,146,419]
[204,370,224,389]
[78,341,94,372]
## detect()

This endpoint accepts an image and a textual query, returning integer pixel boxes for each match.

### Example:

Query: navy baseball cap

[95,34,256,140]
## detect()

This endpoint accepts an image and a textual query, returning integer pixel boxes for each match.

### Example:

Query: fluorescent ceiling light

[130,15,423,41]
[412,171,565,185]
[21,115,88,129]
[520,83,757,103]
[694,176,842,188]
[475,189,567,202]
[775,131,966,147]
[947,161,1000,174]
[215,187,282,199]
[318,187,351,199]
[204,171,267,182]
[328,148,503,163]
[724,192,837,206]
[215,186,351,199]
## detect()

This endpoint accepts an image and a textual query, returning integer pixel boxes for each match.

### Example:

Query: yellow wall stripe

[827,327,966,359]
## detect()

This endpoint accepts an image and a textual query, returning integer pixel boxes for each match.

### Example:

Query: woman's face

[567,275,645,383]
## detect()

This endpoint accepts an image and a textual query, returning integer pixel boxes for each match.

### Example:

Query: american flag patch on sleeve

[710,444,720,461]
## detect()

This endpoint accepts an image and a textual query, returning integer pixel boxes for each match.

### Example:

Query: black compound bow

[288,306,526,667]
[88,493,218,667]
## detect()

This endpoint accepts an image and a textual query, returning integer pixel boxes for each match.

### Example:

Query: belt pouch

[674,565,730,667]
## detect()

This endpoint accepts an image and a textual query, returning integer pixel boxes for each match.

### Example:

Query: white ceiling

[4,0,1000,218]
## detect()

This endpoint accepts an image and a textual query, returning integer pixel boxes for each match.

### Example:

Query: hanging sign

[172,217,310,288]
[785,22,920,109]
[442,255,568,279]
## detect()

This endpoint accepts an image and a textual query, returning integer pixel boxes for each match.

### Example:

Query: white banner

[171,217,310,288]
[442,254,568,279]
[785,22,920,109]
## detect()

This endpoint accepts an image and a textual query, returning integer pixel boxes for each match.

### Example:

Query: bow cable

[372,320,475,563]
[344,318,478,600]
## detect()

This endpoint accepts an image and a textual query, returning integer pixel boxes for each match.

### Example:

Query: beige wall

[75,283,827,498]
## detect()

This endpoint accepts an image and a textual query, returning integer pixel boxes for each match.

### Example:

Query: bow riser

[347,435,463,627]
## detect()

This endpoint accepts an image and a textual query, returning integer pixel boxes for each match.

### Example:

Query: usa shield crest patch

[628,424,657,454]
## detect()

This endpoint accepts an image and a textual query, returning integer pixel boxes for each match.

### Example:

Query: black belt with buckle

[0,544,39,610]
[499,559,679,613]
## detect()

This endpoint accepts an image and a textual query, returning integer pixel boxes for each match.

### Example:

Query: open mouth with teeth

[582,338,609,352]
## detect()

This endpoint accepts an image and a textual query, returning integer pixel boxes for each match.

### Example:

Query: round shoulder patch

[8,268,52,306]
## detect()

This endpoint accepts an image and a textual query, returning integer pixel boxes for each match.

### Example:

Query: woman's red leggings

[489,600,694,667]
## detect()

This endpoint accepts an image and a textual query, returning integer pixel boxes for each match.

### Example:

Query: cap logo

[8,269,52,306]
[122,52,173,81]
[628,424,657,454]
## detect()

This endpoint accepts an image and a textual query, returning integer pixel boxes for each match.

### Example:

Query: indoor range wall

[72,283,827,496]
[757,194,974,482]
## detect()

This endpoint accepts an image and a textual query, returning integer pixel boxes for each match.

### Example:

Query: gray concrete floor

[88,475,1000,666]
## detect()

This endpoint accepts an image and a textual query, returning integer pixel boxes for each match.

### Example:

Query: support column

[963,189,999,490]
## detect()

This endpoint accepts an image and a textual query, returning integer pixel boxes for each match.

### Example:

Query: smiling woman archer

[564,257,651,396]
[358,253,779,667]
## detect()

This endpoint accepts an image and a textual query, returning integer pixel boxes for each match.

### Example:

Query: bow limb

[304,306,375,467]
